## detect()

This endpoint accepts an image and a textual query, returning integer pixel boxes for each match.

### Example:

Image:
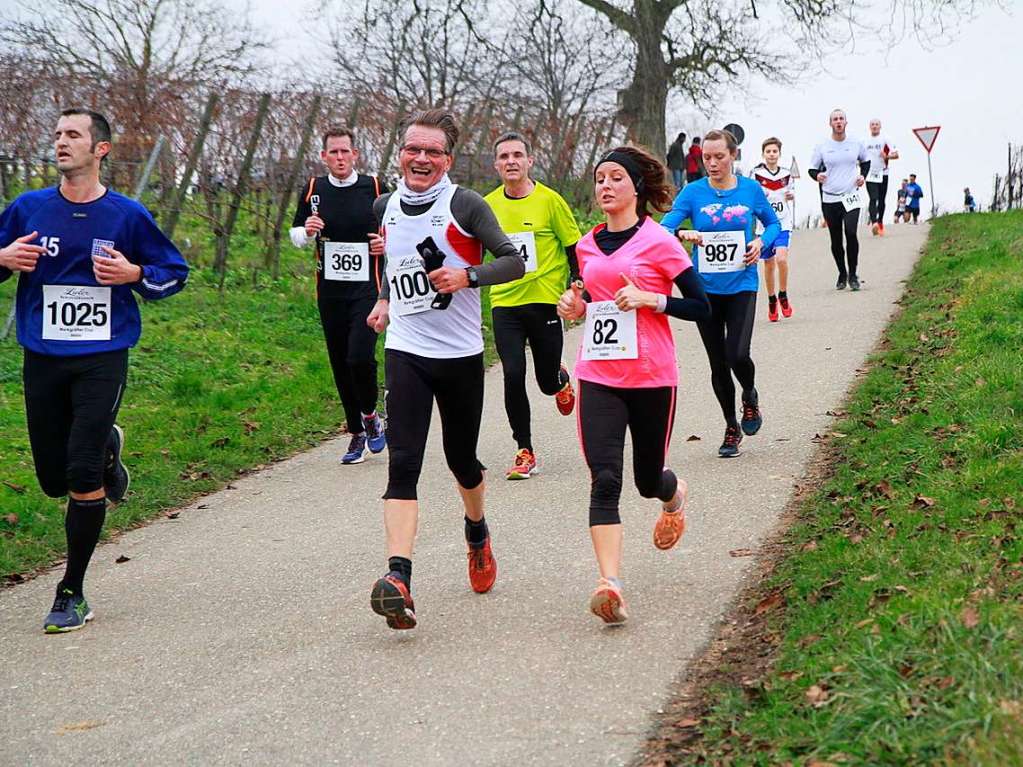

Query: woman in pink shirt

[557,146,710,625]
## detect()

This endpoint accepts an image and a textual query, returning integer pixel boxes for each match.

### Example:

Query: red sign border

[912,125,941,154]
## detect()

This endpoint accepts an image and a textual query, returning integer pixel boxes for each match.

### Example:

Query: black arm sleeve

[565,243,579,285]
[450,188,525,287]
[663,267,711,322]
[373,194,391,300]
[808,168,820,181]
[859,161,871,176]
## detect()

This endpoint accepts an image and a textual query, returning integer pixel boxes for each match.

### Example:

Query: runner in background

[894,179,909,223]
[557,146,709,625]
[365,109,524,631]
[685,137,705,183]
[906,174,924,223]
[661,129,780,458]
[484,132,580,480]
[0,109,188,633]
[291,128,387,465]
[863,119,899,236]
[666,132,687,190]
[751,137,795,322]
[809,109,870,291]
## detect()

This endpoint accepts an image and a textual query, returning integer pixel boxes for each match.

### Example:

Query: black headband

[595,150,643,189]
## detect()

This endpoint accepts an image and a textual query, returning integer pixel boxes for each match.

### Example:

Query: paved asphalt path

[0,223,928,766]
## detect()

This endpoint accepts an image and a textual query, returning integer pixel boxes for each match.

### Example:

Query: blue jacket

[660,176,780,294]
[0,187,188,356]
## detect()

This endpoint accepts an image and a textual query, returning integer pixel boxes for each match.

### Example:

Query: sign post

[912,126,941,218]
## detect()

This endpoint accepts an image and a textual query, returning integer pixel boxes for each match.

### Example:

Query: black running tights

[866,177,889,224]
[318,294,379,434]
[695,291,757,428]
[578,380,678,527]
[821,201,860,279]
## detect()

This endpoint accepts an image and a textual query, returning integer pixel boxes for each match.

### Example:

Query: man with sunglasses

[364,109,524,631]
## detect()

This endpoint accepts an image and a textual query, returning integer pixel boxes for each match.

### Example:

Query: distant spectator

[964,187,977,213]
[685,136,704,183]
[905,173,924,224]
[666,131,687,189]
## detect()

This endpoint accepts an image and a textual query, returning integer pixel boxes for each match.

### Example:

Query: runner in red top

[557,146,710,626]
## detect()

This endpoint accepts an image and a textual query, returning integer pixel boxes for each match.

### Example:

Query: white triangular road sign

[789,156,801,179]
[913,126,941,153]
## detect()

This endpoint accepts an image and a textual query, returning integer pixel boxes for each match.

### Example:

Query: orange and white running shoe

[467,537,497,594]
[590,578,628,625]
[653,479,688,550]
[506,448,537,480]
[555,365,576,416]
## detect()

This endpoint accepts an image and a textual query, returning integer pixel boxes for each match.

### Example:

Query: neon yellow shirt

[484,181,581,307]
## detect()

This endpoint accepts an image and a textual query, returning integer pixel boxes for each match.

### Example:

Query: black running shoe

[741,389,763,436]
[43,585,93,633]
[836,277,847,290]
[104,424,130,503]
[718,425,743,458]
[849,275,861,291]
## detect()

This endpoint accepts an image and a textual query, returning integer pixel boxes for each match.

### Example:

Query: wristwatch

[465,266,479,288]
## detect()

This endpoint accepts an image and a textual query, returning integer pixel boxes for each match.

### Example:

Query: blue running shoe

[740,388,763,436]
[44,586,93,633]
[104,424,130,503]
[341,433,368,465]
[363,414,387,454]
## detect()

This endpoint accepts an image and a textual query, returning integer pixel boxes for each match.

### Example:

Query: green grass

[663,211,1023,765]
[0,202,501,579]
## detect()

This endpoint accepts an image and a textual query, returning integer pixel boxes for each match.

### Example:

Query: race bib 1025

[42,285,112,341]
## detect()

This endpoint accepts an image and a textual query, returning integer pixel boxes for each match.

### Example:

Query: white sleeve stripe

[142,278,179,292]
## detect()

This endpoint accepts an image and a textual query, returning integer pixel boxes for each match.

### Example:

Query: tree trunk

[618,9,670,157]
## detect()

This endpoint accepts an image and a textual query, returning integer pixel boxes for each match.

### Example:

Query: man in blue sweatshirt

[0,109,189,633]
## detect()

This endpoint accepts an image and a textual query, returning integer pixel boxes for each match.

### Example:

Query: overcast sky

[4,0,1017,216]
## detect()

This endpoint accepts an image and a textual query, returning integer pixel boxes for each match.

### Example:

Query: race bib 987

[698,231,746,274]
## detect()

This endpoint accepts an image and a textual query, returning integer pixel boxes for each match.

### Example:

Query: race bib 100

[698,231,746,274]
[582,301,637,361]
[388,256,436,316]
[42,285,111,341]
[507,231,538,274]
[323,242,370,282]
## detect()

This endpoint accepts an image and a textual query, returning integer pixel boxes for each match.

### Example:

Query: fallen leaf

[754,591,785,616]
[798,634,822,647]
[913,495,937,508]
[3,513,18,525]
[197,504,209,509]
[875,480,895,499]
[57,720,105,734]
[848,533,864,544]
[999,700,1022,716]
[115,555,131,564]
[729,548,754,557]
[855,618,874,629]
[806,684,829,706]
[675,717,701,728]
[211,436,230,448]
[961,606,980,629]
[802,541,819,552]
[166,511,180,519]
[936,676,956,690]
[860,574,879,582]
[243,420,261,435]
[779,670,803,681]
[2,481,26,494]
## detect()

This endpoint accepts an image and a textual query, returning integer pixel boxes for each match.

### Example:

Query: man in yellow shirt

[485,132,582,480]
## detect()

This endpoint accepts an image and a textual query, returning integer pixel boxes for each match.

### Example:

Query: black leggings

[492,303,566,451]
[821,201,860,279]
[383,350,485,500]
[318,294,379,434]
[23,348,127,497]
[578,380,678,527]
[696,291,757,428]
[866,177,889,224]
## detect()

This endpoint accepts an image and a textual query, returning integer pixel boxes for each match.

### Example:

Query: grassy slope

[665,211,1023,765]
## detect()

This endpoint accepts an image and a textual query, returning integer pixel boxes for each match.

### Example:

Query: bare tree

[0,0,270,172]
[573,0,998,156]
